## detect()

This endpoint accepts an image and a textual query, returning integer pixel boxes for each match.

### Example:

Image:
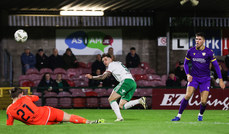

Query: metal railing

[8,15,153,27]
[170,17,229,27]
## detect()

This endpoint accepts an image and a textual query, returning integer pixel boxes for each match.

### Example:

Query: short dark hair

[179,61,184,65]
[41,73,52,81]
[9,88,24,98]
[38,48,43,52]
[195,32,205,39]
[130,47,136,50]
[102,53,112,59]
[169,71,175,74]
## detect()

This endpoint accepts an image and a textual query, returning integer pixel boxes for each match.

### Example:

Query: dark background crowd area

[19,44,229,96]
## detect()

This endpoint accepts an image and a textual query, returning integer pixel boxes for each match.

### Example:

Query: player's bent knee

[184,95,191,100]
[108,97,113,102]
[62,112,71,122]
[200,98,207,105]
[119,104,124,109]
[201,101,207,105]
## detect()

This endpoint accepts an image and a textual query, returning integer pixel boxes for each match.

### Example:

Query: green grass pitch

[0,109,228,134]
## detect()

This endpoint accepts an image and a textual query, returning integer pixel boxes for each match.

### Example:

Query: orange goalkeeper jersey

[6,95,50,125]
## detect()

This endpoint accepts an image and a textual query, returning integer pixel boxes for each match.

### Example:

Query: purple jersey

[185,46,216,77]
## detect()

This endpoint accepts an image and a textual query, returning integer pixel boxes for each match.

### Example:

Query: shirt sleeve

[212,60,222,79]
[26,95,39,102]
[209,50,222,79]
[31,55,36,66]
[21,54,26,65]
[6,112,14,125]
[107,63,114,73]
[184,58,190,75]
[209,50,217,62]
[184,50,191,75]
[185,50,191,61]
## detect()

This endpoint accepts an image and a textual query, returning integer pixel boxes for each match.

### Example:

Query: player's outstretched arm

[85,71,111,80]
[6,113,14,125]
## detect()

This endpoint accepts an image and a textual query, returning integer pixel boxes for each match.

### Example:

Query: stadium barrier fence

[0,87,228,110]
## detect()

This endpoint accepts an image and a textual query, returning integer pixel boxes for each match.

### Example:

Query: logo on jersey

[121,89,126,93]
[202,52,206,56]
[192,58,206,63]
[193,53,196,55]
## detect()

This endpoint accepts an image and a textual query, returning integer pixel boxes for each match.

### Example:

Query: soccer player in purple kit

[171,32,225,121]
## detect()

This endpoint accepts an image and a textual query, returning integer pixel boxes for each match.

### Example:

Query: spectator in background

[210,63,215,87]
[108,47,115,61]
[211,62,228,83]
[89,69,103,87]
[91,54,106,75]
[37,73,57,93]
[62,48,78,70]
[126,47,140,68]
[54,74,70,93]
[175,61,187,82]
[225,49,229,70]
[210,62,229,88]
[36,49,48,71]
[48,48,64,70]
[21,47,36,74]
[166,72,181,87]
[103,75,118,87]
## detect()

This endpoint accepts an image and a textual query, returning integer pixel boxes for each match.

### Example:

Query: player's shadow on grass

[122,118,139,121]
[106,117,139,121]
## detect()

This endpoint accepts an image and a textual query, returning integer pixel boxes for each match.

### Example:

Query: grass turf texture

[0,109,228,134]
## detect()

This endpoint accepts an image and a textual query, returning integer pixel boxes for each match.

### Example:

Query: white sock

[198,113,203,116]
[123,99,140,109]
[110,101,123,119]
[177,114,182,118]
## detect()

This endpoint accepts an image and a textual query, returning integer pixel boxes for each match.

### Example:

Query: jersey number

[17,104,34,121]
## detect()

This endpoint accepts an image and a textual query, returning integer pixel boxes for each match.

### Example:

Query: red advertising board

[152,88,229,110]
[222,29,229,56]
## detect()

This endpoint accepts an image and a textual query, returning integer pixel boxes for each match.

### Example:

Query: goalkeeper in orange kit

[6,88,104,125]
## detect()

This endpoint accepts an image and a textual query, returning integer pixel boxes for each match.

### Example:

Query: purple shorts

[187,76,211,92]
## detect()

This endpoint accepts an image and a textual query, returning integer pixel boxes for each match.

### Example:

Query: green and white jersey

[107,61,134,82]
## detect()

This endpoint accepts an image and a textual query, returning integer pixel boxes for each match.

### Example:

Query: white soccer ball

[14,29,28,43]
